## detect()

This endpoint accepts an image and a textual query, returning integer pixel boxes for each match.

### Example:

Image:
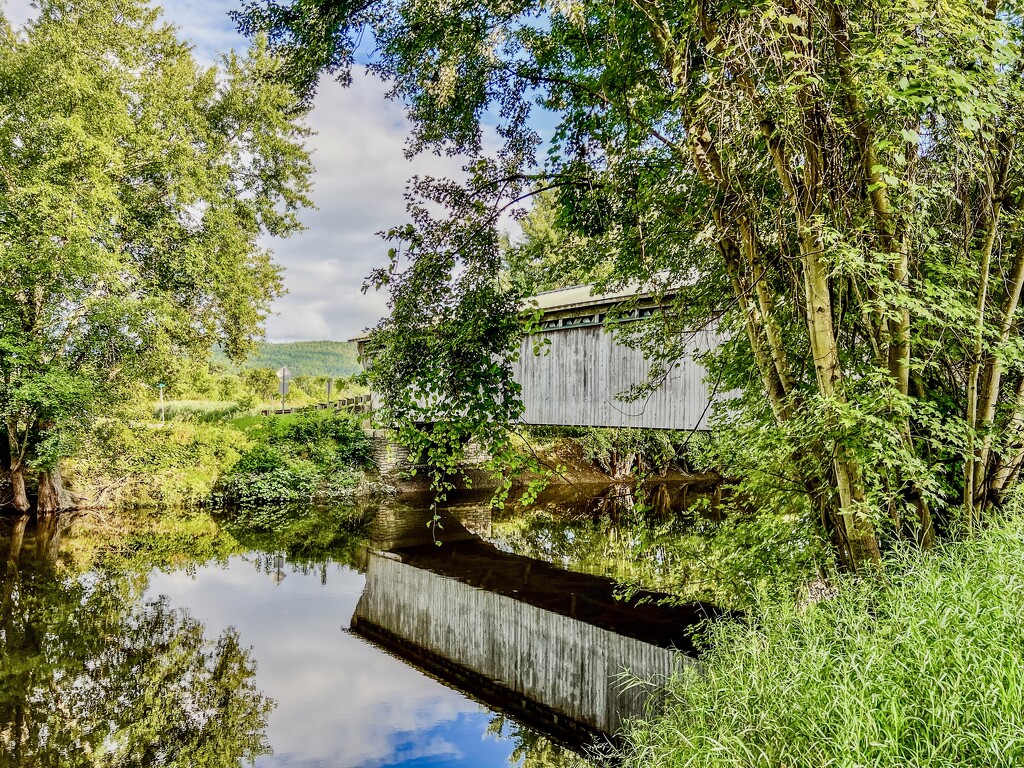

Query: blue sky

[3,0,473,343]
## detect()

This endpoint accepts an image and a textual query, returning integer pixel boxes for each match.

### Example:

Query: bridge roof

[350,277,679,342]
[526,276,680,315]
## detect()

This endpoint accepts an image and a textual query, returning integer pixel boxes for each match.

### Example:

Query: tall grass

[156,399,252,423]
[620,518,1024,768]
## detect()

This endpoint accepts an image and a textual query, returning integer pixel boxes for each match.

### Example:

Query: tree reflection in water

[493,482,820,609]
[0,514,273,767]
[486,714,599,768]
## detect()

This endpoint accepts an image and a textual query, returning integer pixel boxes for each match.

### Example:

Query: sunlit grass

[619,518,1024,767]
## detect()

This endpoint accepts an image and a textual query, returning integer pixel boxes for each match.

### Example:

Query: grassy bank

[67,407,372,511]
[618,518,1024,768]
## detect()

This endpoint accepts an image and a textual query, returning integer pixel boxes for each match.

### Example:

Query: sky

[2,0,471,343]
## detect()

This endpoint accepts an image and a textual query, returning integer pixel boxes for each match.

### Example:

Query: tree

[0,0,312,512]
[501,189,603,295]
[242,367,281,402]
[238,0,1024,567]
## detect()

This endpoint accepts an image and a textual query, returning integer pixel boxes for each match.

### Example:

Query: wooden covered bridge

[350,500,721,743]
[354,282,723,431]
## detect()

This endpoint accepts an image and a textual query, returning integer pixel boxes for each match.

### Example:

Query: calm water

[0,484,723,768]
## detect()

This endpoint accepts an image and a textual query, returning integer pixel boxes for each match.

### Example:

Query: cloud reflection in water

[145,557,518,768]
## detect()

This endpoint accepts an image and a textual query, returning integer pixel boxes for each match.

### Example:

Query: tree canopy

[212,340,362,377]
[0,0,313,512]
[500,189,604,296]
[239,0,1024,567]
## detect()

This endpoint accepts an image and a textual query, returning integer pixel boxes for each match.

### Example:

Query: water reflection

[485,483,758,604]
[0,516,272,767]
[1,508,594,767]
[0,483,741,768]
[144,556,524,767]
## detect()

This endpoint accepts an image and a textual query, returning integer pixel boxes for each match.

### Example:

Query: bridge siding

[514,327,721,430]
[353,552,689,734]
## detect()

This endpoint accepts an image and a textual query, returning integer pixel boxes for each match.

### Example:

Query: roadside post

[157,382,166,424]
[277,366,290,413]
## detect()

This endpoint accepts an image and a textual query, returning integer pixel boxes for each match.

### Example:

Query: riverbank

[4,407,719,513]
[375,425,720,495]
[56,408,375,511]
[617,516,1024,768]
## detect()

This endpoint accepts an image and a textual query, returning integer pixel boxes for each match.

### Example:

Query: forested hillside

[216,341,362,377]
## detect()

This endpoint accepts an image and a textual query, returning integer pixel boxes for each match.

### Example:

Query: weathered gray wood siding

[353,551,690,734]
[513,327,722,430]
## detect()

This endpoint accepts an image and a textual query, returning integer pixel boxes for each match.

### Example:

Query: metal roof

[349,277,679,342]
[525,282,651,313]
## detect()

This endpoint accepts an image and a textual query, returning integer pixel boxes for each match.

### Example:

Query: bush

[66,420,251,508]
[215,410,370,508]
[264,409,372,465]
[575,428,690,477]
[619,518,1024,768]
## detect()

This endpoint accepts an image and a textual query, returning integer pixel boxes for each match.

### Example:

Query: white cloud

[146,557,488,767]
[1,0,34,26]
[263,70,465,342]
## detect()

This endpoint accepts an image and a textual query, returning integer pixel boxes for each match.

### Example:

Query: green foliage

[225,503,372,564]
[216,445,319,508]
[213,341,362,378]
[521,426,712,479]
[264,408,372,463]
[216,410,371,508]
[68,419,251,508]
[575,428,695,478]
[237,0,1024,564]
[157,400,253,424]
[66,509,245,574]
[241,367,280,402]
[0,0,311,508]
[487,714,591,768]
[618,518,1024,768]
[492,488,822,610]
[501,189,606,296]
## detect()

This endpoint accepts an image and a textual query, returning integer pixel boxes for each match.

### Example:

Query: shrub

[264,409,372,466]
[215,410,371,508]
[67,420,250,508]
[577,428,683,477]
[619,518,1024,768]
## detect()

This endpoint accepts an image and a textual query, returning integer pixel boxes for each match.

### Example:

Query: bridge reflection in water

[350,496,727,750]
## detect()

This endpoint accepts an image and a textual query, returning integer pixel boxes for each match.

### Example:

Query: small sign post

[276,366,291,413]
[157,382,166,424]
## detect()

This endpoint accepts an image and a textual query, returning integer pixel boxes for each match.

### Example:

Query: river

[0,482,735,768]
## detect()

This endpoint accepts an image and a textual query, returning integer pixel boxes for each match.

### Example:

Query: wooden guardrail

[260,393,372,416]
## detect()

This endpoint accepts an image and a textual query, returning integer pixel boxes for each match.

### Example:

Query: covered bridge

[515,283,721,430]
[355,282,723,431]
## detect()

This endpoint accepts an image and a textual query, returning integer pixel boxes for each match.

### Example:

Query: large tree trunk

[36,465,74,513]
[8,462,31,514]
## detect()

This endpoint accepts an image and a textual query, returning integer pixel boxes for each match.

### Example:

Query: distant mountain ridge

[215,341,362,377]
